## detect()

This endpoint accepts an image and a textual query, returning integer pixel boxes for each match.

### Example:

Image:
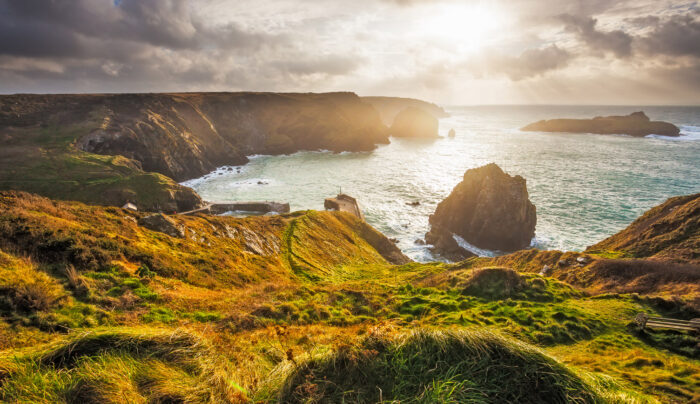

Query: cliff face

[521,111,680,137]
[587,193,700,264]
[427,163,537,255]
[361,96,448,126]
[1,92,389,183]
[0,92,390,209]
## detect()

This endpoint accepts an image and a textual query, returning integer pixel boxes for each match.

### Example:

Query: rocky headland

[361,96,448,126]
[426,163,537,259]
[521,111,680,137]
[389,106,439,138]
[0,92,422,210]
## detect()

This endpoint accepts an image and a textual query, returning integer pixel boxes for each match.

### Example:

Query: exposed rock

[521,111,680,137]
[427,163,536,254]
[414,239,426,245]
[361,96,448,126]
[448,128,456,138]
[587,193,700,264]
[389,107,439,138]
[425,229,476,261]
[406,201,420,207]
[355,220,411,265]
[540,264,551,276]
[138,214,184,238]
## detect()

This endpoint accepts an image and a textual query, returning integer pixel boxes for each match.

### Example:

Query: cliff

[361,96,448,126]
[521,111,680,137]
[0,92,389,209]
[587,193,700,264]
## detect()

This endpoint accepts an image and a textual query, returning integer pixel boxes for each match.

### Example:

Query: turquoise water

[182,105,700,261]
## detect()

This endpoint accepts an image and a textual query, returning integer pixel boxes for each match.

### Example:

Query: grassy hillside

[588,193,700,264]
[0,121,202,212]
[0,192,698,403]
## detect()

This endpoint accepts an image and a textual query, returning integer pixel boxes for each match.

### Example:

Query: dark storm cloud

[559,13,633,58]
[636,12,700,57]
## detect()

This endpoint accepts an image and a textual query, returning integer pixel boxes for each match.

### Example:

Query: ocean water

[182,105,700,262]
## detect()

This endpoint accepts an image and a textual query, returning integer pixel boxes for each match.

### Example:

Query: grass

[0,123,200,211]
[263,328,647,403]
[0,328,246,403]
[0,192,698,403]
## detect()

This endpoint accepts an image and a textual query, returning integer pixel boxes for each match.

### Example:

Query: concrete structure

[180,201,290,216]
[324,193,365,220]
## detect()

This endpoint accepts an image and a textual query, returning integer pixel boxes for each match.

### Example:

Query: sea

[182,105,700,262]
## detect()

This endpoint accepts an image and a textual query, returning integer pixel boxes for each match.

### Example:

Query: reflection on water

[182,105,700,262]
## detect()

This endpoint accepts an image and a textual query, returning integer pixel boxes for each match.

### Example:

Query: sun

[420,3,507,53]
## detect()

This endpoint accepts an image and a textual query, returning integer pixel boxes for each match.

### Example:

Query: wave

[646,125,700,141]
[452,234,501,258]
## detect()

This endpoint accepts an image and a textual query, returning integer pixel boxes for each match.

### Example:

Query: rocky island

[426,163,537,259]
[521,111,680,137]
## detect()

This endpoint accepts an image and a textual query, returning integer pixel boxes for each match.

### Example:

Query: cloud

[559,13,633,58]
[636,12,700,57]
[0,0,698,104]
[468,45,572,81]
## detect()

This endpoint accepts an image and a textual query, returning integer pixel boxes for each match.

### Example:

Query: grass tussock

[0,250,66,315]
[0,328,247,403]
[267,328,645,404]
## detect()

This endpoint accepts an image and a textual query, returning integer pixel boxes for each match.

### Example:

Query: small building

[324,193,365,220]
[122,202,138,211]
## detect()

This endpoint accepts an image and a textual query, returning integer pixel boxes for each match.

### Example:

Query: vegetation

[0,192,698,403]
[0,122,200,211]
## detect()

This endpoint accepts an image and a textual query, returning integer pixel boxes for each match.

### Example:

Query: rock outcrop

[138,213,185,238]
[587,193,700,264]
[427,163,536,257]
[521,111,680,137]
[389,107,439,138]
[361,96,448,126]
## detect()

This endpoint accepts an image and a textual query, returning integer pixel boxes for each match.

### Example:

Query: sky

[0,0,698,105]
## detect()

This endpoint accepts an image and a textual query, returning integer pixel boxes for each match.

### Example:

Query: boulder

[521,111,680,137]
[427,163,536,254]
[138,213,184,238]
[448,128,456,138]
[389,107,439,138]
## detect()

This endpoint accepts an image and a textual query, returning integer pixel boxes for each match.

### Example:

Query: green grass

[0,124,198,211]
[0,328,247,403]
[262,328,649,403]
[0,193,698,403]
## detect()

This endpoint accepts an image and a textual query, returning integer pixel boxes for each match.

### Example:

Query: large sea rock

[426,163,536,258]
[521,111,680,137]
[389,107,439,138]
